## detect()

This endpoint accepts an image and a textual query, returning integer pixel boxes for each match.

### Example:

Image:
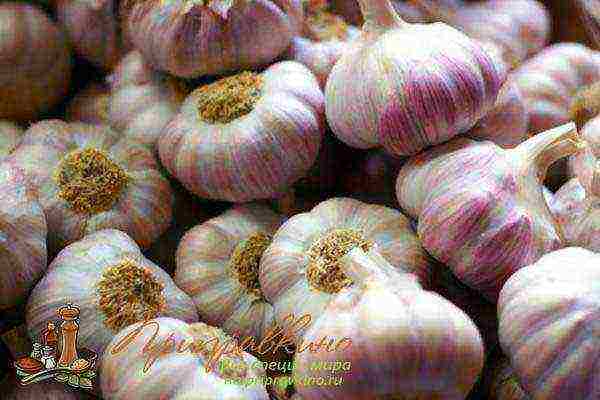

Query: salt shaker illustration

[57,303,80,368]
[30,342,42,361]
[41,345,56,369]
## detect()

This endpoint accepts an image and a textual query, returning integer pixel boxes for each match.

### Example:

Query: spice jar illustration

[57,303,80,368]
[43,321,58,353]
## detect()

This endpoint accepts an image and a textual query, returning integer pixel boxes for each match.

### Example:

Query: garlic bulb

[108,51,189,148]
[574,0,600,48]
[1,372,91,399]
[286,1,360,88]
[294,247,484,400]
[120,0,303,78]
[396,122,585,301]
[498,247,600,399]
[483,355,529,400]
[175,203,285,341]
[0,3,71,121]
[26,229,198,357]
[325,0,505,156]
[260,197,432,335]
[100,317,268,400]
[468,80,529,148]
[511,43,600,135]
[9,120,174,252]
[65,82,111,126]
[0,163,47,310]
[0,121,24,161]
[55,0,125,70]
[159,61,324,203]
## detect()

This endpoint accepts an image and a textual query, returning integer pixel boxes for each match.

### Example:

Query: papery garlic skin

[8,120,174,252]
[0,163,47,310]
[511,43,600,135]
[574,0,600,49]
[175,203,285,342]
[120,0,303,78]
[498,247,600,399]
[468,81,529,148]
[484,355,530,400]
[159,61,324,202]
[108,51,188,148]
[260,197,432,335]
[26,229,198,357]
[66,83,111,126]
[0,121,24,161]
[100,317,269,400]
[396,123,584,301]
[0,3,71,122]
[294,248,484,400]
[325,0,505,156]
[55,0,125,70]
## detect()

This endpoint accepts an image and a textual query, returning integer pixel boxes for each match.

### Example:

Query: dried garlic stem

[358,0,407,32]
[229,232,271,298]
[96,258,165,332]
[196,71,263,124]
[306,229,373,293]
[570,81,600,130]
[55,147,129,215]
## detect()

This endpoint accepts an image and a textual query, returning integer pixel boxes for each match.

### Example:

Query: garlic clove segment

[325,0,506,156]
[0,120,24,162]
[0,162,47,310]
[293,247,484,400]
[159,61,325,202]
[396,122,586,301]
[175,203,286,342]
[66,82,111,126]
[26,229,198,358]
[498,247,600,399]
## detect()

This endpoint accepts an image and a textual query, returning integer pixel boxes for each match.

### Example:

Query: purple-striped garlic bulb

[574,0,600,48]
[55,0,126,70]
[100,317,268,400]
[325,0,505,156]
[498,247,600,399]
[0,3,72,122]
[483,355,529,400]
[286,0,360,88]
[159,61,324,203]
[66,82,111,126]
[0,163,47,310]
[175,203,285,342]
[120,0,303,78]
[511,43,600,135]
[294,247,484,400]
[26,229,198,357]
[108,51,189,148]
[467,80,529,148]
[8,120,173,252]
[260,197,432,336]
[0,121,24,161]
[395,122,586,301]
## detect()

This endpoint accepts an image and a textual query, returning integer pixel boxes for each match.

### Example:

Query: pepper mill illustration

[57,303,80,368]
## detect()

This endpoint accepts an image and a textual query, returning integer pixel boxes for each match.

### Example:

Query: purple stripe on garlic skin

[0,163,47,310]
[325,0,505,156]
[175,203,285,342]
[158,61,324,203]
[498,247,600,400]
[0,120,24,162]
[259,197,433,339]
[120,0,303,79]
[396,123,585,302]
[26,229,198,358]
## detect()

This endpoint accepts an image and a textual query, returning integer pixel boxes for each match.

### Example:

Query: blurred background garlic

[0,121,24,161]
[54,0,127,70]
[65,82,111,126]
[107,51,190,149]
[26,229,198,357]
[120,0,303,78]
[100,317,269,400]
[294,247,484,399]
[498,247,600,399]
[260,197,432,335]
[325,0,505,156]
[175,203,285,342]
[159,61,324,203]
[8,120,174,252]
[396,123,585,301]
[0,2,72,122]
[286,0,360,88]
[0,163,47,310]
[573,0,600,48]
